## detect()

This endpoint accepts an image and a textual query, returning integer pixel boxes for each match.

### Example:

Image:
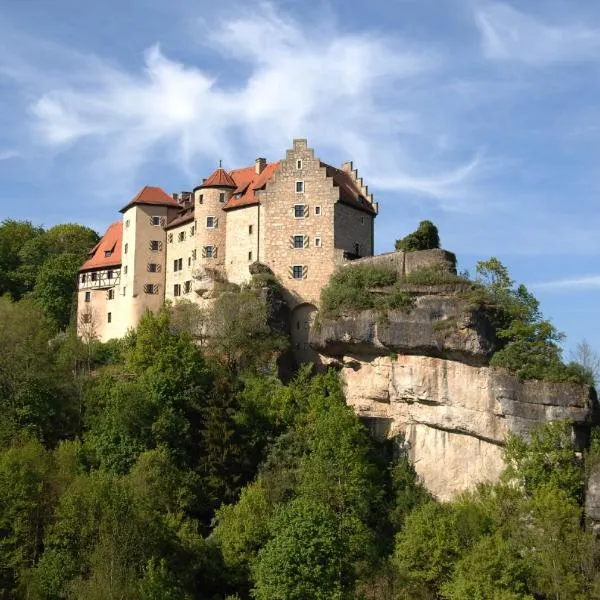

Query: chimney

[255,157,267,175]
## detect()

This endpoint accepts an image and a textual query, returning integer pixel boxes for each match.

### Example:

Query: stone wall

[262,139,375,309]
[225,205,260,285]
[345,248,457,276]
[165,219,196,303]
[333,202,374,258]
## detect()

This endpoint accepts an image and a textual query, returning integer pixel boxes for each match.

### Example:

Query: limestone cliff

[311,294,597,501]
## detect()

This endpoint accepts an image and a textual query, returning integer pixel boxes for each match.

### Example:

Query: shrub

[320,266,413,319]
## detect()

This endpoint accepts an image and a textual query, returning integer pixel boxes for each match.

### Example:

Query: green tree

[0,439,56,595]
[208,289,288,373]
[395,220,440,252]
[214,479,271,571]
[393,500,489,595]
[252,498,346,600]
[0,219,43,299]
[441,533,533,600]
[31,253,83,328]
[503,421,584,502]
[475,258,584,382]
[0,297,78,447]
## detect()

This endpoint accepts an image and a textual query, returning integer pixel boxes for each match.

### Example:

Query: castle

[77,139,379,347]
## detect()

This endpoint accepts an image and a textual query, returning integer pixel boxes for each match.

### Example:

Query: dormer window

[104,250,112,258]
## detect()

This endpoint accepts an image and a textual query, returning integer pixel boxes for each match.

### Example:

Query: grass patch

[401,267,466,286]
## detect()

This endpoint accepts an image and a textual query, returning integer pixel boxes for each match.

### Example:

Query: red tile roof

[321,163,377,215]
[79,221,122,272]
[165,208,195,230]
[120,185,179,213]
[198,167,237,189]
[224,162,281,210]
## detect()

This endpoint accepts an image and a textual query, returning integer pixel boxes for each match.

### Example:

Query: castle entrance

[290,303,319,365]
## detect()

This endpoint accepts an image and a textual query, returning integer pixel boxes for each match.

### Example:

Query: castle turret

[193,167,235,282]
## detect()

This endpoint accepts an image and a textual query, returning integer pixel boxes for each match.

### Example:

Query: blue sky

[0,0,599,356]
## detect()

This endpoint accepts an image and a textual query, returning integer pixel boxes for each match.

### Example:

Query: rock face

[312,300,597,501]
[311,295,497,365]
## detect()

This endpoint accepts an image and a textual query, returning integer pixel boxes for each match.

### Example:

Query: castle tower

[192,166,236,283]
[119,186,180,324]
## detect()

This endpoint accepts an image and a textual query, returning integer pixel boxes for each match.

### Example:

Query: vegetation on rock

[395,220,440,252]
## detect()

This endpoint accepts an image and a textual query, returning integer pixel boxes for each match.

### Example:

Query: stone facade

[77,139,378,341]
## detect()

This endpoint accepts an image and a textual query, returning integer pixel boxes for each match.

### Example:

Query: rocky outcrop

[313,303,598,500]
[311,294,498,365]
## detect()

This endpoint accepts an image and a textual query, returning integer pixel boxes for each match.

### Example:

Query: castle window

[124,243,128,254]
[192,249,197,260]
[198,194,203,204]
[292,265,304,280]
[124,266,128,275]
[107,312,112,323]
[144,283,158,295]
[294,204,307,218]
[295,181,304,193]
[151,216,161,226]
[203,246,215,258]
[91,273,97,281]
[249,224,253,235]
[82,313,91,324]
[188,257,191,267]
[293,235,304,249]
[178,231,186,242]
[173,258,183,272]
[168,233,173,243]
[107,271,112,279]
[108,289,115,300]
[190,225,195,236]
[315,206,321,216]
[248,251,252,261]
[123,286,126,296]
[315,237,322,247]
[147,263,159,273]
[81,274,86,283]
[184,280,191,294]
[150,240,161,251]
[219,192,226,203]
[297,159,303,170]
[84,291,91,302]
[125,219,130,228]
[174,284,181,297]
[206,216,216,228]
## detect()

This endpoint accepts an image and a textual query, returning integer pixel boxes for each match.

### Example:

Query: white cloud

[474,2,600,65]
[533,275,600,291]
[0,149,19,161]
[20,2,485,206]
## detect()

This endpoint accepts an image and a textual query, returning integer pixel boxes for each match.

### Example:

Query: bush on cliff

[320,265,412,318]
[395,220,440,252]
[474,258,592,384]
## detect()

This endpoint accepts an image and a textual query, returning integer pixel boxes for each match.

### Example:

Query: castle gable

[79,221,122,272]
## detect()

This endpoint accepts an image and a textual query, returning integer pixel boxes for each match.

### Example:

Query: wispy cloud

[0,149,19,161]
[532,275,600,291]
[5,2,487,207]
[474,2,600,65]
